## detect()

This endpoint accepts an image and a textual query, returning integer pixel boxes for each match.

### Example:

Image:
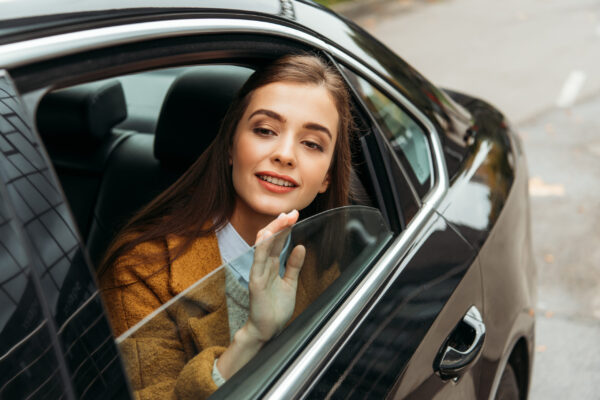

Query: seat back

[36,80,128,239]
[86,65,253,266]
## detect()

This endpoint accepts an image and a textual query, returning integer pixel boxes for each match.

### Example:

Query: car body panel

[306,215,481,398]
[388,243,484,400]
[436,93,536,398]
[436,92,515,248]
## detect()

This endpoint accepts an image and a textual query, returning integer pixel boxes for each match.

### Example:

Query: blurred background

[322,0,600,398]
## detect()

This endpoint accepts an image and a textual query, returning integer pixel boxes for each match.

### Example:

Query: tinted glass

[114,206,393,399]
[0,181,68,399]
[346,70,433,198]
[0,72,128,399]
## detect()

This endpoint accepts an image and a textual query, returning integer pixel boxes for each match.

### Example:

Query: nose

[271,133,296,168]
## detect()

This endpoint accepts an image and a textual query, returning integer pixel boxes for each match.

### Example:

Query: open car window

[115,206,393,398]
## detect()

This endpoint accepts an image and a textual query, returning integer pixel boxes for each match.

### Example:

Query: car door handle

[435,305,486,380]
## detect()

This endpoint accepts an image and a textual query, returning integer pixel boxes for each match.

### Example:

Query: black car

[0,1,536,399]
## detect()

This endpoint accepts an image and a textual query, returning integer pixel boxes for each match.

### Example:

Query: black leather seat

[36,80,128,241]
[86,65,253,266]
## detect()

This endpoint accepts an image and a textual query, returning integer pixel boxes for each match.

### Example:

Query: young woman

[99,54,353,399]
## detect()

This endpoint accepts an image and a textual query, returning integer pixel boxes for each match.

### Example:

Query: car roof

[0,0,387,94]
[0,0,323,20]
[0,0,335,44]
[1,0,465,137]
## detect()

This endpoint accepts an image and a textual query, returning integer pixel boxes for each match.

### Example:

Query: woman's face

[230,81,339,220]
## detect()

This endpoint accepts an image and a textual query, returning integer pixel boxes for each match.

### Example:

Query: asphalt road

[337,0,600,398]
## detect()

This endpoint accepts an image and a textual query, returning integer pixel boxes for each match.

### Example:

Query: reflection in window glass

[351,73,433,195]
[113,206,393,399]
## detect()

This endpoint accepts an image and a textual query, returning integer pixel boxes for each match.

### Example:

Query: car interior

[33,58,384,268]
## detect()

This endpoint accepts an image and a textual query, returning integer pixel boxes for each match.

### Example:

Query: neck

[229,198,274,245]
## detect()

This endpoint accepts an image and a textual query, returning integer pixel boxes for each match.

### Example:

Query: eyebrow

[248,109,332,140]
[303,122,332,140]
[249,109,285,122]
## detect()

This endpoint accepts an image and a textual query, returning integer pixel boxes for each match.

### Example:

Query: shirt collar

[216,222,253,283]
[216,221,290,285]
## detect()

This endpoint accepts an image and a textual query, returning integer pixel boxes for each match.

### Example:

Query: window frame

[336,62,421,229]
[340,64,436,201]
[8,36,402,241]
[0,16,450,399]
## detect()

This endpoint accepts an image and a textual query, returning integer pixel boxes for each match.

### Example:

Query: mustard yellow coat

[99,233,338,400]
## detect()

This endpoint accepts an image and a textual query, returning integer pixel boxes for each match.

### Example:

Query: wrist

[235,322,268,348]
[217,324,266,380]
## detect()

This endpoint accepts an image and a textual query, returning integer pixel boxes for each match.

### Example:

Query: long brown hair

[99,54,353,276]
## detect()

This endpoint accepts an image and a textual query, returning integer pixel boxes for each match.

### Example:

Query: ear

[319,173,330,193]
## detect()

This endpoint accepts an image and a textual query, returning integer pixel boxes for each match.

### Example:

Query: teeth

[259,175,295,187]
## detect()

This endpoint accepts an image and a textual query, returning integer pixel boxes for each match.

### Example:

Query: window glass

[1,72,129,399]
[347,71,433,198]
[115,206,393,399]
[0,180,68,400]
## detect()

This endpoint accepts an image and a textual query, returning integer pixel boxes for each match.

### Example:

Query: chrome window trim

[0,18,449,398]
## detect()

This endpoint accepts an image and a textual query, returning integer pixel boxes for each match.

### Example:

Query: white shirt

[216,221,254,285]
[215,222,288,287]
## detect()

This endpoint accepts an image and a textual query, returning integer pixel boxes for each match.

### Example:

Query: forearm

[215,323,265,380]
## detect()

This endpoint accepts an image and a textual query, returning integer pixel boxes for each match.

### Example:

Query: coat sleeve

[99,242,228,400]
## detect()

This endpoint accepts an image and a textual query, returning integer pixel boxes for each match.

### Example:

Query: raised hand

[216,210,305,380]
[245,210,306,342]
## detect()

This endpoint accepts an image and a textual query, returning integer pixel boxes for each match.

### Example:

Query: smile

[257,174,297,187]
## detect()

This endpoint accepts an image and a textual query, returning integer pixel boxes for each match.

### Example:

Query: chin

[253,199,307,217]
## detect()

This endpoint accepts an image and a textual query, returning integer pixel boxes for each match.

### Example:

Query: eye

[303,140,324,152]
[253,127,276,136]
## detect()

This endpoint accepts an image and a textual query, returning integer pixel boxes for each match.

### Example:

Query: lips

[255,172,298,193]
[255,172,298,187]
[257,174,296,187]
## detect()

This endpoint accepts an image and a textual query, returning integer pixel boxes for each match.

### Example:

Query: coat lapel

[167,233,225,311]
[165,234,231,351]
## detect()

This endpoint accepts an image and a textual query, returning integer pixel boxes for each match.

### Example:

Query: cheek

[230,141,248,191]
[231,134,254,171]
[304,155,332,188]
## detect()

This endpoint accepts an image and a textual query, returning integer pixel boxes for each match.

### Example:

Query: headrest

[153,65,253,167]
[37,80,127,144]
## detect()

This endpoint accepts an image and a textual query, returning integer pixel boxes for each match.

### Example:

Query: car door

[203,59,490,399]
[290,64,487,399]
[0,70,129,399]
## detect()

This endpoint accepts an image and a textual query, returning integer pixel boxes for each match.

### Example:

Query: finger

[269,228,289,257]
[252,230,274,278]
[265,255,280,283]
[255,210,299,245]
[283,244,306,285]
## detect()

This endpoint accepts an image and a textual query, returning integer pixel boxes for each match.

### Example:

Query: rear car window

[116,206,392,399]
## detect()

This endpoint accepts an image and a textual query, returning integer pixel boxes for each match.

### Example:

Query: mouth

[255,172,298,194]
[256,173,298,188]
